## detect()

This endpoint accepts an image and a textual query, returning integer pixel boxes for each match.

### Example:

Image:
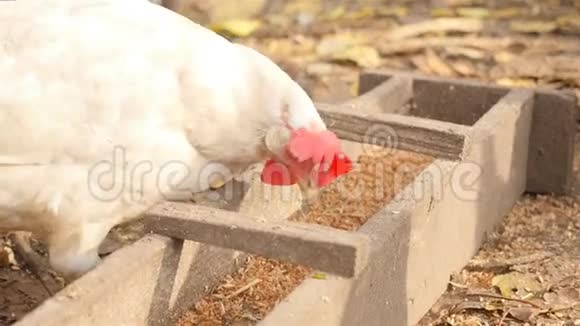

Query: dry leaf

[544,292,562,305]
[264,14,292,28]
[316,32,369,56]
[316,32,380,67]
[264,38,315,58]
[544,288,580,309]
[322,6,345,20]
[379,36,517,56]
[496,78,537,88]
[494,51,516,63]
[311,272,326,280]
[431,8,455,17]
[305,62,334,76]
[411,55,434,74]
[425,48,456,77]
[210,19,261,38]
[296,12,315,27]
[557,14,580,30]
[385,18,484,40]
[557,288,580,302]
[456,7,490,19]
[510,20,558,33]
[376,6,409,17]
[436,0,485,6]
[332,46,381,68]
[491,55,580,83]
[450,59,478,76]
[492,272,543,299]
[344,6,375,20]
[450,315,487,326]
[492,7,528,19]
[445,46,487,60]
[282,0,322,16]
[509,307,541,321]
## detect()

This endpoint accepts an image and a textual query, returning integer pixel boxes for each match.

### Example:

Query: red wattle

[316,152,353,187]
[260,159,297,185]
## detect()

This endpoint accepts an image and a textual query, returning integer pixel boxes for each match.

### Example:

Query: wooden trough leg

[259,89,535,325]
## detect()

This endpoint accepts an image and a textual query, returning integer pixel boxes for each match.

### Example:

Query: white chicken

[0,0,351,279]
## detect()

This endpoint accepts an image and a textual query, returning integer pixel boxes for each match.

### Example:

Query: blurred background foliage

[157,0,580,106]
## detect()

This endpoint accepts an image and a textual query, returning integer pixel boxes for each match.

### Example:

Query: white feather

[0,0,325,277]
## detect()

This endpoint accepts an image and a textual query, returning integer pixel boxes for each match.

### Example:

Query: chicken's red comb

[289,128,352,187]
[261,128,352,187]
[287,128,341,165]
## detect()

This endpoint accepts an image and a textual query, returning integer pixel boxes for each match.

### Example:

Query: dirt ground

[0,241,59,325]
[1,0,580,325]
[0,222,144,325]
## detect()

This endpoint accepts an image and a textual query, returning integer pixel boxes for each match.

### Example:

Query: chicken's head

[234,44,352,196]
[260,85,352,197]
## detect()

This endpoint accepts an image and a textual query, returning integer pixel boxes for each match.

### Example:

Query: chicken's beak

[296,174,319,205]
[263,126,323,204]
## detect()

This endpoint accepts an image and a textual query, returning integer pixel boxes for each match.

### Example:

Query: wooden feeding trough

[13,70,576,326]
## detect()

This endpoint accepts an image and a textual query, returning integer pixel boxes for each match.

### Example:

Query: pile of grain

[177,149,433,325]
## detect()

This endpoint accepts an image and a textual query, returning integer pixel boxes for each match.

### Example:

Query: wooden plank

[359,69,506,98]
[145,202,370,278]
[413,79,508,126]
[343,75,413,114]
[360,69,576,195]
[526,90,576,195]
[317,103,470,160]
[359,69,509,125]
[261,89,535,326]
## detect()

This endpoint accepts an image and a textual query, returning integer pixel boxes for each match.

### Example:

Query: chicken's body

[0,0,328,278]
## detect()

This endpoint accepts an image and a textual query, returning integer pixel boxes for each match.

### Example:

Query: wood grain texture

[317,103,469,160]
[359,69,576,195]
[145,202,370,278]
